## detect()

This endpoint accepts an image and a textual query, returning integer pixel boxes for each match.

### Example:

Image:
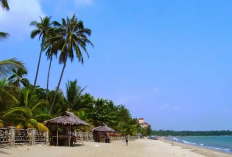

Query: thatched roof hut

[43,111,90,146]
[92,124,115,142]
[92,124,115,132]
[44,111,89,126]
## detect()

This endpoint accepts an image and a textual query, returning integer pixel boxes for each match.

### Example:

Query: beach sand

[0,139,231,157]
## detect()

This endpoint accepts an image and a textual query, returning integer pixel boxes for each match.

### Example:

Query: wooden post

[69,125,71,147]
[57,125,58,146]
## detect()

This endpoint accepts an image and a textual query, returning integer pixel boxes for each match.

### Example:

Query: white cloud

[0,0,46,38]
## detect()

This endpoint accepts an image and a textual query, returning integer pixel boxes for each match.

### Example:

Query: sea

[170,136,232,153]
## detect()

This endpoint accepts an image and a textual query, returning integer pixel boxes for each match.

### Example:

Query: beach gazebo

[43,111,89,146]
[92,124,115,143]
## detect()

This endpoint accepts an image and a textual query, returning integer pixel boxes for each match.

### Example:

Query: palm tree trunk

[49,58,67,113]
[33,37,45,86]
[46,56,52,104]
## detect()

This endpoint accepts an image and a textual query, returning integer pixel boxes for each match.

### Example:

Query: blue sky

[1,0,232,131]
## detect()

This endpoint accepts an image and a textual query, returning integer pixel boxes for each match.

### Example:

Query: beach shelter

[92,124,115,142]
[43,111,90,146]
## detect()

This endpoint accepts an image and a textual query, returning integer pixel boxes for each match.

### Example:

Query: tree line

[152,130,232,136]
[0,0,151,136]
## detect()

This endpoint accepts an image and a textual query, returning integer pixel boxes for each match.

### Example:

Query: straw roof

[92,124,115,132]
[43,111,90,126]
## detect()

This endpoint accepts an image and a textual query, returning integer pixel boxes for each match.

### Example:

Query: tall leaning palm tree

[43,31,60,103]
[30,16,53,86]
[49,14,93,113]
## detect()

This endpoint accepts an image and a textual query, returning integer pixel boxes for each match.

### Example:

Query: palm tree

[0,0,9,10]
[30,16,54,86]
[47,89,65,115]
[0,58,26,79]
[65,79,87,110]
[0,79,18,113]
[8,68,29,88]
[49,14,93,113]
[3,87,50,131]
[42,28,62,103]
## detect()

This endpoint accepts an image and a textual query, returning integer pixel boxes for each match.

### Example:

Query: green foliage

[0,32,9,41]
[8,68,29,88]
[0,58,26,79]
[0,0,9,10]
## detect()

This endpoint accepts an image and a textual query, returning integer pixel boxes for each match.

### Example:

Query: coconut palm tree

[65,79,87,110]
[43,30,60,103]
[0,0,9,10]
[0,79,18,113]
[0,58,26,79]
[49,14,93,113]
[47,89,65,115]
[3,87,50,131]
[8,68,29,88]
[30,16,54,86]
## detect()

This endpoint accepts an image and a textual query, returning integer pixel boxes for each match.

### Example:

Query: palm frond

[1,0,9,10]
[0,31,9,41]
[30,29,41,39]
[31,99,48,113]
[0,58,26,79]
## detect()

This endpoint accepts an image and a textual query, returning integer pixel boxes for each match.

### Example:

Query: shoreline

[158,137,232,157]
[0,139,232,157]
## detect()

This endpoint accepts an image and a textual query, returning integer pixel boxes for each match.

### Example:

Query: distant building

[137,118,149,129]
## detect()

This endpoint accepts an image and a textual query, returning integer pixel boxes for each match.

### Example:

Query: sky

[1,0,232,131]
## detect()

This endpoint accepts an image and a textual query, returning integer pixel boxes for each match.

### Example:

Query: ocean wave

[208,146,222,150]
[172,137,179,141]
[200,144,204,146]
[182,140,196,145]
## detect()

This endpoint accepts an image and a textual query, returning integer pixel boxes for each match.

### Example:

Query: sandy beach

[1,139,231,157]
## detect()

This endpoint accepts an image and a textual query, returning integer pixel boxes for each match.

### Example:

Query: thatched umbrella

[44,111,89,146]
[92,124,115,142]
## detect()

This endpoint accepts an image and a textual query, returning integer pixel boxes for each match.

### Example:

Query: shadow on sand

[0,150,10,155]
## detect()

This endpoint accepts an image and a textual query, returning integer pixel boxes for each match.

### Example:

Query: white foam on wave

[200,144,204,146]
[182,140,196,145]
[208,146,222,150]
[172,137,179,141]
